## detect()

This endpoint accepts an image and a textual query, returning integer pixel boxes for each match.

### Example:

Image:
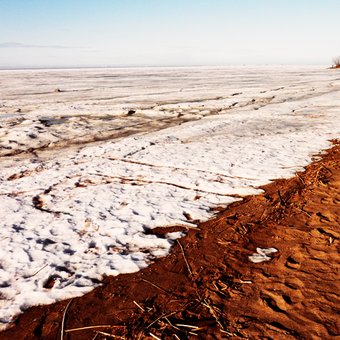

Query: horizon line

[0,63,330,71]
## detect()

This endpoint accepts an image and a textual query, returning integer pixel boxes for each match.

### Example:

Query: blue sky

[0,0,339,68]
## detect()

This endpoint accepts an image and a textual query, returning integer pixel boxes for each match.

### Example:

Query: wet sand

[2,141,339,339]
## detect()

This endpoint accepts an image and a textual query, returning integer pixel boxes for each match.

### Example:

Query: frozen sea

[0,66,339,328]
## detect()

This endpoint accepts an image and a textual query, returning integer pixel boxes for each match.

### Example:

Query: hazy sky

[1,0,340,68]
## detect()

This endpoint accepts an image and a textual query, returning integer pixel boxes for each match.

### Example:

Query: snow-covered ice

[0,66,339,328]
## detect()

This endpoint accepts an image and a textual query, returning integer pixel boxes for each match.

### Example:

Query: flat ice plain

[0,66,340,328]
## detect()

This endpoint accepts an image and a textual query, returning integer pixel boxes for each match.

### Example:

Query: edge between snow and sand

[0,86,340,329]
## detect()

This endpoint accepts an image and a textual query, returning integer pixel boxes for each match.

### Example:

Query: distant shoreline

[0,64,330,71]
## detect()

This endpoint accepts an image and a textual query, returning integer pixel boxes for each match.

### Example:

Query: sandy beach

[0,66,339,338]
[1,141,339,339]
[2,0,340,338]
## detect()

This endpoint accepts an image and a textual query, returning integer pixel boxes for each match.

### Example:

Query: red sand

[2,142,339,339]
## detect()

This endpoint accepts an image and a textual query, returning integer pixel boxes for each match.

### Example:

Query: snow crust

[249,248,278,263]
[0,66,339,328]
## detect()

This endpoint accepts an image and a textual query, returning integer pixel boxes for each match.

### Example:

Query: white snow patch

[248,248,279,263]
[0,66,339,329]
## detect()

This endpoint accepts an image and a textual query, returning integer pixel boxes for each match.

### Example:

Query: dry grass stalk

[65,325,113,333]
[60,299,73,340]
[320,163,332,173]
[164,317,181,331]
[91,333,99,340]
[217,238,231,246]
[240,224,248,235]
[238,279,252,284]
[292,205,312,217]
[212,281,228,298]
[141,278,169,293]
[217,280,229,291]
[149,332,162,340]
[201,299,225,331]
[27,263,48,278]
[96,331,124,339]
[146,311,177,329]
[277,190,286,207]
[133,300,145,312]
[212,281,220,291]
[220,329,239,336]
[177,240,193,277]
[296,173,306,187]
[189,331,198,335]
[175,323,200,329]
